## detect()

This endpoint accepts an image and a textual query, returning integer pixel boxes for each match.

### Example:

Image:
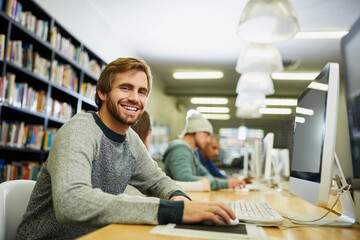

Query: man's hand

[227,178,246,189]
[182,201,236,225]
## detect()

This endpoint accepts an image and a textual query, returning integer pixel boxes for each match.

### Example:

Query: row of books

[50,59,79,92]
[81,51,105,77]
[49,27,104,78]
[0,121,44,150]
[79,82,96,100]
[0,74,75,122]
[0,73,47,113]
[0,159,42,182]
[6,0,49,41]
[50,26,81,62]
[6,40,51,80]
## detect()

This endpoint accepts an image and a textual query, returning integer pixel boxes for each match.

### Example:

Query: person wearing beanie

[162,112,246,190]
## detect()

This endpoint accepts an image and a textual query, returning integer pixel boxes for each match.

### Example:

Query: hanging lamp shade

[236,72,274,95]
[235,91,266,108]
[237,0,299,43]
[236,106,262,119]
[235,43,284,73]
[235,91,265,118]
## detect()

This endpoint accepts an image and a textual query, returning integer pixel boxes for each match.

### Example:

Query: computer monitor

[341,16,360,178]
[262,132,274,181]
[289,62,356,226]
[279,149,290,178]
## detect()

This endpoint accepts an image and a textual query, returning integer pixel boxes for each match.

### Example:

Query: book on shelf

[43,128,58,151]
[0,34,5,60]
[22,43,33,71]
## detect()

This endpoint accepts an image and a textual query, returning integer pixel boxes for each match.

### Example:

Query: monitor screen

[290,76,328,183]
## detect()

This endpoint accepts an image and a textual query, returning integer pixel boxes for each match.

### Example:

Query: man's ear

[97,89,106,101]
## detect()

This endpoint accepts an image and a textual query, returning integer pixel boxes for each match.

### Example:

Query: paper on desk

[150,223,268,240]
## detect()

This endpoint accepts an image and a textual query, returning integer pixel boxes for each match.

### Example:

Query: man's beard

[106,96,142,126]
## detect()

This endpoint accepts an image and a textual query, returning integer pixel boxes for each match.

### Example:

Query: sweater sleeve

[196,156,228,190]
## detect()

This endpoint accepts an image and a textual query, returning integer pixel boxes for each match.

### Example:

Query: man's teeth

[124,106,137,111]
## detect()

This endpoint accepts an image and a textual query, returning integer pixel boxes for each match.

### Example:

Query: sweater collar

[90,111,126,143]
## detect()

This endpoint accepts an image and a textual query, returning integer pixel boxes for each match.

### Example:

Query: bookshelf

[0,0,106,182]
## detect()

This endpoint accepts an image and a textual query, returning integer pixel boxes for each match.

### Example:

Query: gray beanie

[184,112,213,135]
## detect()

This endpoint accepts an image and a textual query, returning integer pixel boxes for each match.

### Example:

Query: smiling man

[16,58,236,239]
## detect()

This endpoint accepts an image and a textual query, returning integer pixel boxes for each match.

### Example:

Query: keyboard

[229,201,284,224]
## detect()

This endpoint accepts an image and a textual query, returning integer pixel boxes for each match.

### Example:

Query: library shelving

[0,0,106,182]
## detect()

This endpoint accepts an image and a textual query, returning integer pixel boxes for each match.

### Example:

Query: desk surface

[77,185,360,240]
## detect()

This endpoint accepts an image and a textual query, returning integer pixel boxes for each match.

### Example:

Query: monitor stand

[289,152,357,226]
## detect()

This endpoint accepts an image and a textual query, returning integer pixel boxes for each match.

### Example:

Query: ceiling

[84,0,360,147]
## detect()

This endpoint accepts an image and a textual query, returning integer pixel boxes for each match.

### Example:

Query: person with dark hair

[197,135,228,179]
[16,58,235,239]
[131,110,152,149]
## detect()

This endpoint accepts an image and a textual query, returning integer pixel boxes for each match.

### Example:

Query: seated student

[16,58,235,239]
[129,110,210,192]
[162,111,246,190]
[196,135,227,179]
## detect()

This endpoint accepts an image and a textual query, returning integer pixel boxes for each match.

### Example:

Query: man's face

[104,70,148,126]
[194,132,211,150]
[204,138,220,161]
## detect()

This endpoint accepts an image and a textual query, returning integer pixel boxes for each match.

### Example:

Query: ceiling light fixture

[190,97,228,105]
[294,31,349,39]
[271,72,318,80]
[259,108,292,115]
[236,43,284,73]
[237,0,299,43]
[173,71,223,79]
[236,72,275,95]
[265,98,297,106]
[196,107,229,113]
[202,113,231,120]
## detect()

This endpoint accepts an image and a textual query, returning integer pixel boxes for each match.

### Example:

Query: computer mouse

[201,217,239,226]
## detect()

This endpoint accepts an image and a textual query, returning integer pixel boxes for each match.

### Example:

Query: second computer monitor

[263,132,274,181]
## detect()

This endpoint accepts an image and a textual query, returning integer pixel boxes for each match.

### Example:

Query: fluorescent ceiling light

[271,72,318,80]
[202,113,231,120]
[295,116,305,123]
[173,71,223,79]
[190,97,228,105]
[294,31,349,39]
[307,82,329,91]
[265,98,297,106]
[196,107,229,113]
[296,107,314,116]
[259,108,292,115]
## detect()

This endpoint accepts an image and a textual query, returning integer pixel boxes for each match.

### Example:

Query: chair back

[0,180,36,240]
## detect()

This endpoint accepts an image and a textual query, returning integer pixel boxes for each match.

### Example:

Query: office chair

[0,180,36,240]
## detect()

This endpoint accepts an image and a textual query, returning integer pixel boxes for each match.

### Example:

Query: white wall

[34,0,186,139]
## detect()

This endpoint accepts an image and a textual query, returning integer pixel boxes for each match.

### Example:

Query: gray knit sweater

[16,112,186,240]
